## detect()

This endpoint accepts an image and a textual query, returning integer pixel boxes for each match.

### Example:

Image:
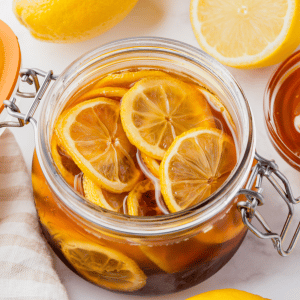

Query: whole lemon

[13,0,139,43]
[187,289,270,300]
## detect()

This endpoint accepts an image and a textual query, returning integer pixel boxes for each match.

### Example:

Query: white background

[1,0,300,299]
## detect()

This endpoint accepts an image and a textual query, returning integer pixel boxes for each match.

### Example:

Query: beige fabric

[0,129,68,300]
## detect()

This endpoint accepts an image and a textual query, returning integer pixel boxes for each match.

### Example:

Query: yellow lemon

[13,0,139,43]
[187,289,270,300]
[190,0,300,68]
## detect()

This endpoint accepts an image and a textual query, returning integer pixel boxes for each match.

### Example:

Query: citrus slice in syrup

[127,179,163,216]
[51,133,81,187]
[61,240,147,292]
[140,152,160,178]
[121,77,215,160]
[76,87,128,102]
[94,70,171,89]
[160,127,236,213]
[83,175,127,213]
[58,98,141,193]
[196,86,237,134]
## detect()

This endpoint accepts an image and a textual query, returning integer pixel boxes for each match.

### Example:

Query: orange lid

[0,20,21,113]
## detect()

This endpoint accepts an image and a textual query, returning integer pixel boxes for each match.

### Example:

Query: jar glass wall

[32,38,255,295]
[264,50,300,171]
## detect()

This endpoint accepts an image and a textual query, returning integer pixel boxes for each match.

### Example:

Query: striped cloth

[0,129,68,299]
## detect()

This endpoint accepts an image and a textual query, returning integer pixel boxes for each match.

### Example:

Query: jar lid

[0,20,21,113]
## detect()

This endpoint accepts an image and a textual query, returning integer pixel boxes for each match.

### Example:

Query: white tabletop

[1,1,300,299]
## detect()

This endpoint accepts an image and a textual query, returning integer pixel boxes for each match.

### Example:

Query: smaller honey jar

[264,50,300,170]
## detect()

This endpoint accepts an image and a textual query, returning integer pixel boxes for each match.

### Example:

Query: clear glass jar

[31,38,256,295]
[264,50,300,171]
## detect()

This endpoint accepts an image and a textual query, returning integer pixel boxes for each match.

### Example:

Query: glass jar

[2,37,300,295]
[264,50,300,171]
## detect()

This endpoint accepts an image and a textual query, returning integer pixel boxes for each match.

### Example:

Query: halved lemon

[127,179,163,216]
[58,98,141,193]
[121,77,215,160]
[94,70,171,89]
[190,0,300,68]
[83,175,127,213]
[140,152,160,178]
[61,240,147,292]
[160,127,236,213]
[51,133,81,187]
[76,87,128,102]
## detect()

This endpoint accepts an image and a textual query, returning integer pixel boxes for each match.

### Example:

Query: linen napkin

[0,129,69,299]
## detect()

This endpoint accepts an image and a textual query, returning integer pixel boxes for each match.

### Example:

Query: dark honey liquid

[273,68,300,165]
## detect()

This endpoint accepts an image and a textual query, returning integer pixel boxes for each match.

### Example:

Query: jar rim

[263,50,300,170]
[36,37,255,236]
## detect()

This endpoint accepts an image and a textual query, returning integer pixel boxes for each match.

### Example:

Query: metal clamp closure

[0,68,57,128]
[237,152,300,256]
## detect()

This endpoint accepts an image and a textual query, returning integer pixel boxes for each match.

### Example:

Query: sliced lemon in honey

[140,152,160,178]
[121,77,215,160]
[58,98,141,193]
[127,179,163,216]
[196,86,237,134]
[51,133,81,186]
[76,87,128,102]
[61,240,147,292]
[83,175,127,213]
[94,70,171,89]
[160,127,236,213]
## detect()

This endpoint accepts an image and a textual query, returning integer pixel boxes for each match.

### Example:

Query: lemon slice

[190,0,300,68]
[61,240,147,292]
[76,87,128,102]
[51,133,81,186]
[140,152,160,178]
[121,77,215,160]
[94,70,171,89]
[58,98,141,193]
[83,175,127,213]
[127,179,163,216]
[160,127,236,213]
[196,86,237,134]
